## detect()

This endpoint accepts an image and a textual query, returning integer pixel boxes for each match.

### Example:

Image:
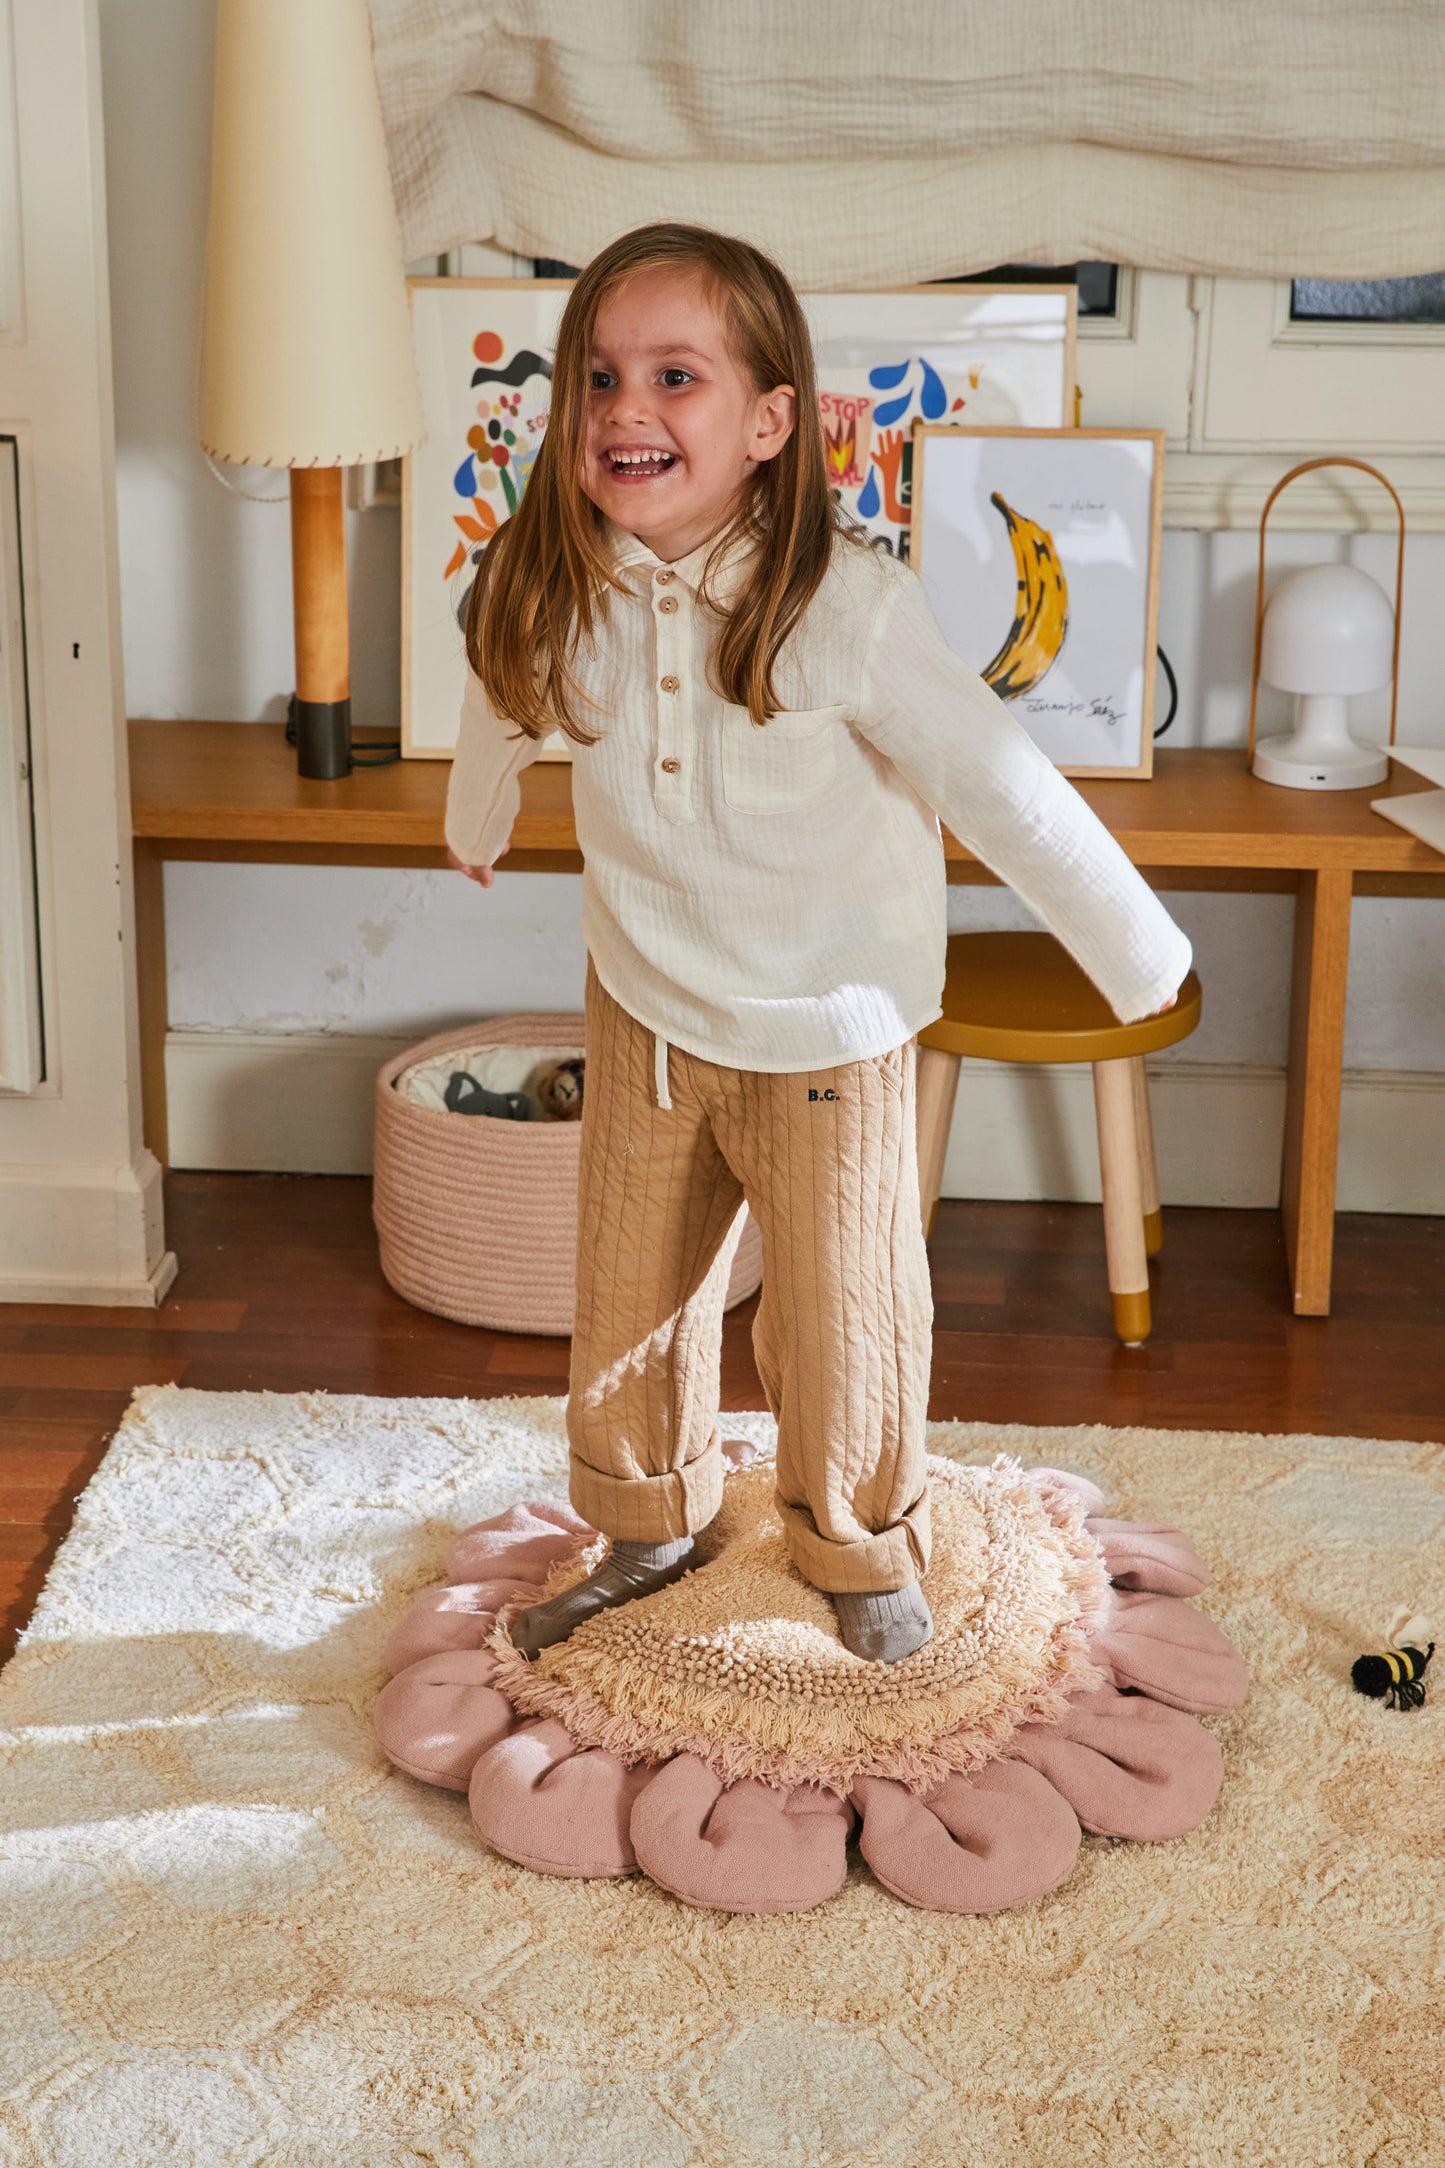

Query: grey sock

[511,1535,696,1660]
[832,1583,934,1664]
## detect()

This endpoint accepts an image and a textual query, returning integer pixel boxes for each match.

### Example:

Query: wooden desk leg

[132,843,169,1169]
[1281,867,1352,1317]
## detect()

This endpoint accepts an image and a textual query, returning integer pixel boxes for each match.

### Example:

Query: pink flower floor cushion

[373,1451,1247,1915]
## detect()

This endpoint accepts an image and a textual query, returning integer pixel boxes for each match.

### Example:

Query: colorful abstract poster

[404,281,569,757]
[404,281,1075,757]
[804,288,1076,560]
[911,427,1165,779]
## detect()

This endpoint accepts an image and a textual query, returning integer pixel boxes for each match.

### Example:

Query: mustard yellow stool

[915,933,1203,1345]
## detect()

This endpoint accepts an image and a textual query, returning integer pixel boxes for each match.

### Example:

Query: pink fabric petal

[444,1499,594,1586]
[384,1579,538,1676]
[469,1719,654,1877]
[721,1436,764,1469]
[1024,1466,1108,1517]
[1010,1683,1224,1839]
[854,1760,1080,1914]
[630,1754,855,1914]
[373,1648,515,1792]
[1092,1590,1249,1712]
[1086,1519,1212,1598]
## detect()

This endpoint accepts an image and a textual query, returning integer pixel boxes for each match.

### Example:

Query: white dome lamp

[1248,458,1404,792]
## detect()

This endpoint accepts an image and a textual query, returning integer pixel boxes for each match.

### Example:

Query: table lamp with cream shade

[199,0,424,779]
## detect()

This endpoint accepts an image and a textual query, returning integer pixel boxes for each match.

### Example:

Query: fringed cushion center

[486,1456,1110,1793]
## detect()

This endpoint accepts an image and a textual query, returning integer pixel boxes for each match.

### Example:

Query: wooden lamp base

[290,466,351,779]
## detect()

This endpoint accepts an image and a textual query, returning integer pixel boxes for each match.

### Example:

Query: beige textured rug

[1,1387,1441,2168]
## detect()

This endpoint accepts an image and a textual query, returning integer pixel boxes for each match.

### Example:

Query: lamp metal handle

[1247,456,1406,762]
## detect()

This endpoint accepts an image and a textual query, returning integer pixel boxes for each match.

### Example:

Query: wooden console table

[130,721,1444,1317]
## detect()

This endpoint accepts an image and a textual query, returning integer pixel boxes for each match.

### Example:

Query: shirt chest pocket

[720,703,846,815]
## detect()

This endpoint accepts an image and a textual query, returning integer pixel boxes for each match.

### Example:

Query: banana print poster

[911,427,1165,779]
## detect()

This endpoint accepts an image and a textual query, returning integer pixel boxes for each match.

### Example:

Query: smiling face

[582,265,796,563]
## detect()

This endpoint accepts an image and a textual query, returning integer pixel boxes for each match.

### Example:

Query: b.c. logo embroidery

[808,1088,838,1102]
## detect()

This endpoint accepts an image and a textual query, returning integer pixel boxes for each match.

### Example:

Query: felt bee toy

[444,1072,530,1121]
[1351,1641,1434,1710]
[536,1056,585,1121]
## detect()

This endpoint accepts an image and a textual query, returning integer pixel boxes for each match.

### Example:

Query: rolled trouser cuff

[778,1483,932,1595]
[568,1433,725,1544]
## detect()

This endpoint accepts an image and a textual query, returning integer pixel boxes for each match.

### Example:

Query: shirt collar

[602,516,754,607]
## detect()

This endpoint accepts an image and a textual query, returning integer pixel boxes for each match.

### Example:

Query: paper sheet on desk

[1372,745,1445,857]
[1386,746,1445,788]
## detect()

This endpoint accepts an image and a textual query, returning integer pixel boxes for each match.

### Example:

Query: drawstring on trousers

[654,1029,673,1111]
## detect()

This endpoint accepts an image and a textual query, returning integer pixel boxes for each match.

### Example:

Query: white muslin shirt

[444,523,1192,1095]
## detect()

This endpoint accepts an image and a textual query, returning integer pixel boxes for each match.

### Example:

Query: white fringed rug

[1,1385,1441,2168]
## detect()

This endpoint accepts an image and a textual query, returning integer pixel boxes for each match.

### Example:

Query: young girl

[445,224,1189,1666]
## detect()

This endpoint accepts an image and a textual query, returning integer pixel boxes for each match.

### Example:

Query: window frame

[1194,277,1445,454]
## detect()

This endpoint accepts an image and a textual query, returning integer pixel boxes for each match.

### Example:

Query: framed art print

[805,287,1076,560]
[402,280,1078,759]
[910,426,1166,779]
[403,279,570,758]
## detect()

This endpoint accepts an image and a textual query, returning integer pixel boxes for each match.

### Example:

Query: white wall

[100,0,1445,1203]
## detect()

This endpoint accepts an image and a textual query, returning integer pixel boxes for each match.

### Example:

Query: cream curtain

[370,0,1445,283]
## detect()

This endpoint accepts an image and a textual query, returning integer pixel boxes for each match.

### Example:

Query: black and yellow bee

[1351,1642,1434,1710]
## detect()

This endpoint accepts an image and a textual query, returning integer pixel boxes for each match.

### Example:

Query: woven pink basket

[374,1013,763,1336]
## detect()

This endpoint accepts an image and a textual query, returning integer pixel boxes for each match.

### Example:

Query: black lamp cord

[1153,644,1179,740]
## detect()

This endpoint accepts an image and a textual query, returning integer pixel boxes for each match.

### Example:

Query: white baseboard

[166,1030,412,1177]
[940,1058,1286,1208]
[165,1030,1445,1216]
[941,1057,1445,1214]
[0,1150,177,1305]
[0,1250,178,1307]
[1336,1069,1445,1215]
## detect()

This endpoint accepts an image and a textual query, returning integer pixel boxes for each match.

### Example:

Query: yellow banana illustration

[981,492,1068,700]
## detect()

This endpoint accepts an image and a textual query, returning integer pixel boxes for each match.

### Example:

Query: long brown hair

[463,223,843,741]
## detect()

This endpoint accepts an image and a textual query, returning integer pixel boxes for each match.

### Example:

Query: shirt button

[659,675,680,693]
[660,757,681,774]
[656,568,675,584]
[657,595,678,614]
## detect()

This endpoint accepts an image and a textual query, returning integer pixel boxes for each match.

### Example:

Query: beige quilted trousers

[566,967,933,1593]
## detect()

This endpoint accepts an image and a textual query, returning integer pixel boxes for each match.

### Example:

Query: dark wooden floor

[2,1173,1441,1658]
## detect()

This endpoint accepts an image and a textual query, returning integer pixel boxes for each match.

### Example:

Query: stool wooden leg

[1130,1055,1162,1257]
[914,1043,962,1241]
[1092,1056,1151,1344]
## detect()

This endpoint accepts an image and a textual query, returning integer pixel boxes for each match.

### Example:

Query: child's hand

[447,844,508,887]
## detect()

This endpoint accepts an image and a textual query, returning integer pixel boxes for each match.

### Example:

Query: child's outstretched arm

[854,565,1192,1024]
[444,668,545,883]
